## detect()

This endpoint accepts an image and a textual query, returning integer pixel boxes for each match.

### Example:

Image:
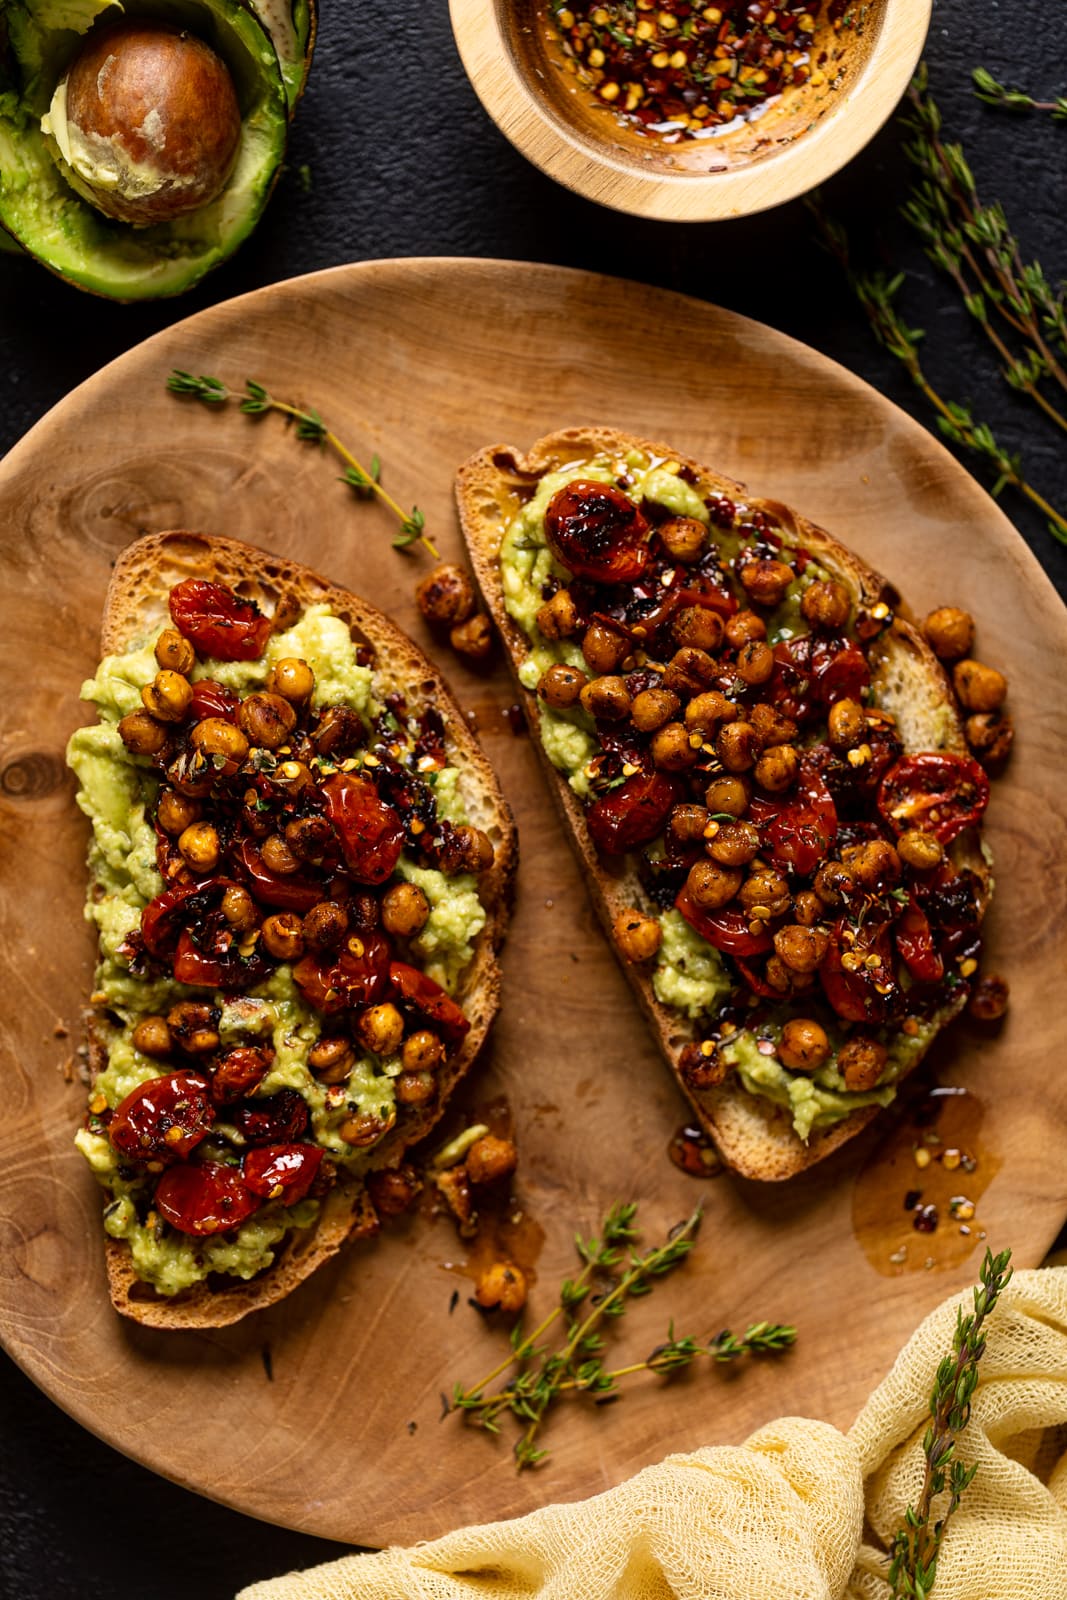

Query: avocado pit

[42,21,241,226]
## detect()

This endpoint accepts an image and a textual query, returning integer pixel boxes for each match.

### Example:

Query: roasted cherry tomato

[768,636,870,724]
[234,839,323,913]
[231,1089,310,1145]
[544,481,651,583]
[622,576,737,640]
[141,878,226,957]
[154,1162,261,1236]
[292,931,392,1013]
[320,773,405,885]
[894,898,945,984]
[211,1046,273,1105]
[242,1143,324,1203]
[878,753,990,845]
[749,764,838,877]
[109,1071,214,1164]
[171,931,227,988]
[820,917,896,1024]
[389,961,471,1040]
[189,677,240,722]
[674,888,774,957]
[587,772,683,856]
[169,579,273,662]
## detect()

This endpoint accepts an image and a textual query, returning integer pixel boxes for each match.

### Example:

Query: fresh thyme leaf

[973,66,1067,121]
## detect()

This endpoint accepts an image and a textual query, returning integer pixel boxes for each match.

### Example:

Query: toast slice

[77,530,516,1326]
[456,428,988,1181]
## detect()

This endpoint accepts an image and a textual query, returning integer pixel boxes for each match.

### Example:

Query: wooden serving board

[1,260,1064,1546]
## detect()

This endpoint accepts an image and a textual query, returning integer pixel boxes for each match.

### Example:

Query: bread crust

[81,531,516,1327]
[456,427,987,1181]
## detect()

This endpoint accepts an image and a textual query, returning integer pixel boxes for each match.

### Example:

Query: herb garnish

[888,1246,1013,1600]
[972,68,1067,122]
[449,1202,796,1470]
[166,371,439,557]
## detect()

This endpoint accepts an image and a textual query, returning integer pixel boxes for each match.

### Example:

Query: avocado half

[0,0,293,299]
[250,0,316,111]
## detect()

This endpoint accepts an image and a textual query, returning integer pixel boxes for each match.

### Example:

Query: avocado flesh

[0,0,288,299]
[249,0,314,112]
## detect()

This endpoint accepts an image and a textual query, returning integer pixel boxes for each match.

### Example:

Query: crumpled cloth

[239,1266,1067,1600]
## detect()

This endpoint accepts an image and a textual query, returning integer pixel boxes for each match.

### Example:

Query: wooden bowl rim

[449,0,933,221]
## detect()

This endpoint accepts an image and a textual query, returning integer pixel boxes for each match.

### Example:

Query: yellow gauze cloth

[240,1266,1067,1600]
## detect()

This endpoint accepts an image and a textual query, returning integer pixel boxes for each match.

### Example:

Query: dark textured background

[2,3,1065,1595]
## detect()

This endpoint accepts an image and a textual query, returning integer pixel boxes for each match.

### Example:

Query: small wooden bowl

[450,0,931,221]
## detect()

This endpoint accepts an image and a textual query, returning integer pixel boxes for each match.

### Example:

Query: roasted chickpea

[538,663,586,709]
[402,1030,445,1073]
[736,639,774,685]
[221,885,257,931]
[800,579,851,631]
[764,954,814,994]
[651,722,699,771]
[381,882,430,938]
[704,775,750,817]
[132,1015,172,1058]
[454,825,495,874]
[177,821,220,872]
[415,563,475,626]
[838,1036,888,1092]
[965,711,1014,766]
[396,1070,436,1107]
[707,820,760,867]
[658,515,707,563]
[449,615,493,662]
[308,1035,355,1083]
[717,720,758,772]
[156,789,201,835]
[923,606,975,662]
[613,907,663,962]
[268,656,316,703]
[773,923,829,974]
[749,702,797,749]
[118,709,168,757]
[684,691,736,736]
[154,627,195,674]
[663,646,717,696]
[754,742,799,793]
[535,587,580,640]
[827,697,866,749]
[953,659,1007,714]
[261,912,305,961]
[273,759,314,794]
[813,860,856,908]
[686,858,742,910]
[679,1039,729,1089]
[739,867,791,918]
[672,606,723,653]
[466,1134,518,1186]
[668,804,711,847]
[580,675,631,721]
[190,717,250,764]
[142,669,193,723]
[631,686,680,733]
[897,829,945,872]
[792,889,824,927]
[724,610,766,649]
[841,838,902,889]
[475,1259,527,1313]
[357,1002,405,1056]
[311,705,364,756]
[238,691,297,750]
[581,620,628,674]
[261,835,300,875]
[778,1018,830,1072]
[285,815,332,861]
[968,973,1009,1023]
[166,1001,219,1055]
[340,1110,393,1147]
[301,900,349,953]
[739,558,794,608]
[366,1165,422,1216]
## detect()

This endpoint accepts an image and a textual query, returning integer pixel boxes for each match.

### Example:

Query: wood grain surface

[450,0,931,219]
[0,259,1064,1546]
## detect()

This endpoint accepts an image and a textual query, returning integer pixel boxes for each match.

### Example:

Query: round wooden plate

[1,260,1064,1547]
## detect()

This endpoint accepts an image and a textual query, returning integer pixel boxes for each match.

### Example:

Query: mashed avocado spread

[67,605,486,1294]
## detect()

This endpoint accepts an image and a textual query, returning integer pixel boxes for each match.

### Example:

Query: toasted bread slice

[81,531,516,1326]
[456,428,987,1181]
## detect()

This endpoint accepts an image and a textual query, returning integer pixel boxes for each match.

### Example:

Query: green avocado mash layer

[498,451,919,1141]
[67,606,486,1295]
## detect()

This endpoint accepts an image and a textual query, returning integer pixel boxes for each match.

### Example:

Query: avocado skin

[0,0,290,301]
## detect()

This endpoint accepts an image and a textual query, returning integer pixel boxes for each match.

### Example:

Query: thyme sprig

[973,67,1067,122]
[888,1247,1013,1600]
[450,1203,796,1470]
[807,197,1067,546]
[166,371,438,557]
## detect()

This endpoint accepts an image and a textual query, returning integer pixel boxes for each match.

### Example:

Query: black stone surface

[1,3,1064,1596]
